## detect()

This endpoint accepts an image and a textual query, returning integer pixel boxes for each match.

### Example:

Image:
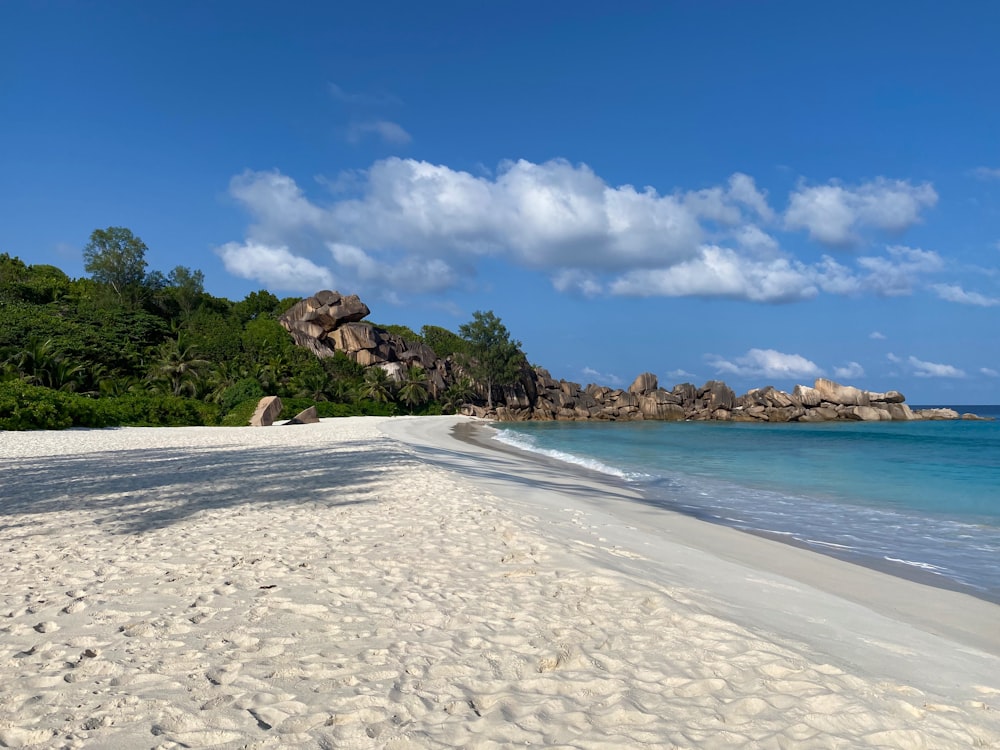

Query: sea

[492,406,1000,603]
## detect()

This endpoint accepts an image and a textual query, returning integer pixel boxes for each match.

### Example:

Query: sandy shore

[1,416,999,749]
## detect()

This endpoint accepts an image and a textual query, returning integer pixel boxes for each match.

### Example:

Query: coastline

[473,418,1000,606]
[382,417,1000,670]
[2,416,999,747]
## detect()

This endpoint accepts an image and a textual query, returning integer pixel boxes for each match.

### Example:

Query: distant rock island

[280,291,981,423]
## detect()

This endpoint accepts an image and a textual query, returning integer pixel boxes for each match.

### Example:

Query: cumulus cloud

[734,224,780,255]
[856,246,943,296]
[609,246,818,303]
[833,361,865,380]
[931,283,1000,307]
[607,244,943,303]
[347,120,412,145]
[551,270,603,297]
[784,178,938,247]
[683,173,774,225]
[870,331,887,340]
[908,356,965,378]
[219,158,946,303]
[706,348,824,379]
[216,241,334,291]
[328,243,457,293]
[981,367,999,377]
[229,170,326,243]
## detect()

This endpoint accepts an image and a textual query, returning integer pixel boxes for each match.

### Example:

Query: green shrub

[0,382,217,430]
[0,381,74,430]
[219,377,265,414]
[220,398,261,427]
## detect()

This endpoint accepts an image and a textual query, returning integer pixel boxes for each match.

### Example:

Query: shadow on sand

[0,437,411,535]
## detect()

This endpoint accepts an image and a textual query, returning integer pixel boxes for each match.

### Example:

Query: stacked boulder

[491,371,962,423]
[280,290,451,396]
[279,291,971,423]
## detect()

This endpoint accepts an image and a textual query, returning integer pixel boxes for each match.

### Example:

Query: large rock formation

[279,290,450,395]
[250,396,283,427]
[280,291,978,424]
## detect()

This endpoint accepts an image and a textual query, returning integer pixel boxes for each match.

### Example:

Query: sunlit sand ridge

[1,416,998,748]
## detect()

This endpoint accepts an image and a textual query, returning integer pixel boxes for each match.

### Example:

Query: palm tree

[397,365,429,411]
[150,338,209,397]
[293,368,332,402]
[13,338,57,385]
[358,366,394,403]
[441,377,476,413]
[42,358,85,392]
[99,374,144,397]
[12,338,84,391]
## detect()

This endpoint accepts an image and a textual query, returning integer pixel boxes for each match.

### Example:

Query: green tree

[358,366,394,403]
[149,338,209,397]
[458,310,524,409]
[421,324,467,358]
[167,265,206,319]
[441,376,476,413]
[233,289,281,322]
[10,338,84,391]
[397,365,429,410]
[82,227,149,308]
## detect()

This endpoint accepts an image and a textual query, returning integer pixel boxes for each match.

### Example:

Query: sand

[0,416,998,749]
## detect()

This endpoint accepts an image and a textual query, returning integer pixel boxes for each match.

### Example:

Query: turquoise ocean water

[493,406,1000,602]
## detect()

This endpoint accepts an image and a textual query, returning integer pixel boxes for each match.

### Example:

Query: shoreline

[381,417,1000,669]
[3,416,1000,747]
[469,417,1000,606]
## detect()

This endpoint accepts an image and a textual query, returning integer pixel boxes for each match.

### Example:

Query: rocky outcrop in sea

[279,291,979,423]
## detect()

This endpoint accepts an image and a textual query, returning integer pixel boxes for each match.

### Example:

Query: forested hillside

[0,227,506,430]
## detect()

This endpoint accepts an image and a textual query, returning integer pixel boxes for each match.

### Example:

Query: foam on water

[494,414,1000,600]
[491,428,650,480]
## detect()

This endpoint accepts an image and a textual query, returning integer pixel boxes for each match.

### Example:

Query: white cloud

[971,166,1000,180]
[552,269,603,296]
[981,367,999,377]
[833,361,865,380]
[220,159,945,303]
[607,244,944,303]
[216,241,334,292]
[609,246,818,303]
[908,356,965,378]
[856,245,943,296]
[931,283,1000,307]
[727,173,775,223]
[887,352,902,363]
[229,170,327,243]
[328,243,457,293]
[785,178,937,247]
[870,331,887,340]
[734,224,780,255]
[347,120,412,145]
[706,348,824,380]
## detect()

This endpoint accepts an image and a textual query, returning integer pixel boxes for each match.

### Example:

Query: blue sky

[2,1,999,403]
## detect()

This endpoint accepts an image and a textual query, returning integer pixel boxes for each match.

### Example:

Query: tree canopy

[83,226,149,308]
[1,228,529,429]
[459,310,524,408]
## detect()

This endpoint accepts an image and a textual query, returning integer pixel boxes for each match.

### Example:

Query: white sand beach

[1,415,999,749]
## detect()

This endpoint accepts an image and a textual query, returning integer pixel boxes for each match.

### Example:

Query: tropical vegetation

[0,227,526,430]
